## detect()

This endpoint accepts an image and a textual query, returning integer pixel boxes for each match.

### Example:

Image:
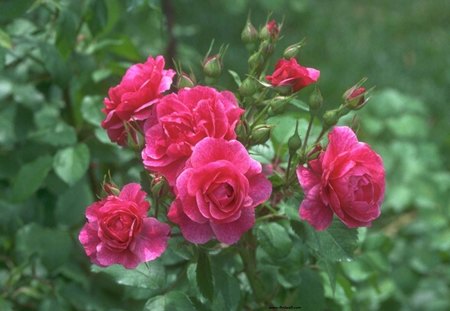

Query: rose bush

[102,55,175,145]
[168,138,272,244]
[79,183,170,269]
[141,86,243,185]
[297,126,385,230]
[266,58,320,93]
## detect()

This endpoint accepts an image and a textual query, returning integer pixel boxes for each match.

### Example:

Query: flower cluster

[79,18,385,269]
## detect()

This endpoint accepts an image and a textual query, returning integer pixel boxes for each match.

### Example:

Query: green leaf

[144,291,196,311]
[55,179,93,226]
[15,224,72,270]
[196,250,214,300]
[257,222,293,259]
[53,144,90,185]
[39,42,69,88]
[0,28,12,49]
[306,219,358,262]
[91,261,165,289]
[228,70,242,87]
[296,268,325,311]
[81,96,104,126]
[212,271,240,311]
[11,155,53,202]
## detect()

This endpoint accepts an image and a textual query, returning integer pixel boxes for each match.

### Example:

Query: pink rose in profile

[79,183,170,269]
[266,58,320,93]
[297,126,385,230]
[168,138,272,244]
[102,55,175,145]
[141,86,243,185]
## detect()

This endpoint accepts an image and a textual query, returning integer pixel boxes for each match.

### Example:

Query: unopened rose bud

[203,55,222,78]
[103,183,120,196]
[344,87,367,110]
[248,52,264,70]
[323,109,340,128]
[176,72,196,89]
[250,124,272,145]
[309,87,323,112]
[241,20,259,44]
[260,20,280,41]
[269,96,289,113]
[239,77,259,97]
[236,120,249,140]
[283,42,304,59]
[151,175,166,198]
[260,41,274,57]
[288,124,302,156]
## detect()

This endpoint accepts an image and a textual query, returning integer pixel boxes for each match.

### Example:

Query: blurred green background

[1,0,449,310]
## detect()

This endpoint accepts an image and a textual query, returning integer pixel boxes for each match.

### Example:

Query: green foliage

[1,0,448,310]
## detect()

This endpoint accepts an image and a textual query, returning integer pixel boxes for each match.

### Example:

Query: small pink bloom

[79,183,170,269]
[345,86,367,109]
[266,58,320,93]
[266,20,280,39]
[296,126,385,230]
[141,86,244,185]
[168,138,272,244]
[102,55,176,146]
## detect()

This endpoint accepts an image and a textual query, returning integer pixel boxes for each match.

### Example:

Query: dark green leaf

[196,250,214,300]
[257,222,293,259]
[91,261,166,289]
[55,178,93,226]
[39,42,69,88]
[0,28,11,49]
[144,291,196,311]
[306,220,358,262]
[81,96,104,126]
[11,155,53,202]
[296,269,325,311]
[53,143,90,185]
[15,224,72,270]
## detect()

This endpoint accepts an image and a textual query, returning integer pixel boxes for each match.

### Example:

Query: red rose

[102,55,175,145]
[141,86,243,185]
[266,58,320,93]
[266,20,280,39]
[168,138,272,244]
[296,126,385,230]
[79,183,170,269]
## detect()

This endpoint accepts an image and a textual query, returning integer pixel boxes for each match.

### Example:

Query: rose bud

[250,124,273,145]
[322,109,340,128]
[308,87,323,112]
[288,126,302,156]
[260,19,280,41]
[248,52,264,70]
[176,72,196,89]
[241,20,259,44]
[344,86,367,110]
[283,41,305,59]
[203,55,222,78]
[239,77,259,97]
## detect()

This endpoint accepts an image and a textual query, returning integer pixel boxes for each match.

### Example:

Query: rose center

[100,207,142,250]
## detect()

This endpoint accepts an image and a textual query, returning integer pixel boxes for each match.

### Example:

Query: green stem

[239,232,265,303]
[314,127,327,145]
[301,114,314,155]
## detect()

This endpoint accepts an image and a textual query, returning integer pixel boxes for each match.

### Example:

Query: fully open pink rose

[141,86,244,185]
[168,138,272,244]
[297,126,385,230]
[266,58,320,93]
[79,183,170,269]
[102,55,175,145]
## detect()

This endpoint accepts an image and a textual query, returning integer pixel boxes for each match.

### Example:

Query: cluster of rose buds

[79,18,385,269]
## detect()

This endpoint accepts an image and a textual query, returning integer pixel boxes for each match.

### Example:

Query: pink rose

[102,55,175,145]
[79,183,170,269]
[266,20,280,39]
[266,58,320,93]
[168,138,272,244]
[141,86,244,185]
[296,126,385,230]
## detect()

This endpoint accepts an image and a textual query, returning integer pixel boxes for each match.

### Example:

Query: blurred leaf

[91,261,166,289]
[53,143,90,185]
[15,223,72,270]
[81,95,104,126]
[39,42,69,88]
[257,222,293,259]
[295,268,325,311]
[55,178,93,226]
[0,28,12,49]
[196,250,214,300]
[211,271,240,311]
[144,291,196,311]
[228,70,241,87]
[305,220,358,262]
[11,155,53,202]
[56,9,79,57]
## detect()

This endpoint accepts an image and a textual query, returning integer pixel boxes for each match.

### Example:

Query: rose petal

[132,218,170,262]
[210,206,255,244]
[299,185,333,231]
